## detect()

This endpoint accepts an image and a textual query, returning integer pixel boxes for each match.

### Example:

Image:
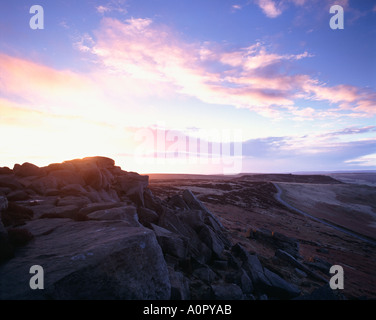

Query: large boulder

[100,168,115,189]
[138,207,159,226]
[46,157,115,191]
[169,268,190,300]
[182,190,224,230]
[13,163,44,178]
[0,176,23,190]
[239,269,254,294]
[0,219,171,300]
[2,202,34,227]
[263,268,300,299]
[0,167,12,175]
[60,184,87,196]
[192,266,218,284]
[224,268,254,295]
[117,172,149,193]
[30,176,58,195]
[49,170,86,188]
[80,165,104,190]
[158,209,212,264]
[6,190,29,201]
[151,224,189,260]
[167,195,189,210]
[231,244,271,292]
[143,189,165,214]
[116,173,149,206]
[199,225,225,259]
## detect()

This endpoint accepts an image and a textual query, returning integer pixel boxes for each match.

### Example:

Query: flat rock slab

[0,219,170,300]
[87,206,140,226]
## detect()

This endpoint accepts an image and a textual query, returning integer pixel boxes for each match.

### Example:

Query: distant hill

[235,174,342,184]
[327,172,376,186]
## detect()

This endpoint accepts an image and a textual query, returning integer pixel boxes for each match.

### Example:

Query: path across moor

[273,183,376,247]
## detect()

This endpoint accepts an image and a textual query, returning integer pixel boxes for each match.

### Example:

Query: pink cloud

[0,49,175,125]
[83,17,376,119]
[0,53,98,111]
[256,0,282,18]
[304,83,359,103]
[88,20,312,114]
[0,52,158,127]
[303,83,376,115]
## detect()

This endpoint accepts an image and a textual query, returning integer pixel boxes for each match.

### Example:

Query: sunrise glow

[0,0,375,174]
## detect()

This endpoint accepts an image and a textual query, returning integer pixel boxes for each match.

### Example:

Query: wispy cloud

[74,33,95,52]
[241,131,376,171]
[218,43,312,69]
[96,0,127,14]
[232,4,242,11]
[59,20,70,29]
[96,5,111,14]
[320,126,376,137]
[345,153,376,167]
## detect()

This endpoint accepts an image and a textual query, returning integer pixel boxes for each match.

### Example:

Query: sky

[0,0,375,174]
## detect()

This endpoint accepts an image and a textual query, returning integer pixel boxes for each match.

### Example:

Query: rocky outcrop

[0,156,306,300]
